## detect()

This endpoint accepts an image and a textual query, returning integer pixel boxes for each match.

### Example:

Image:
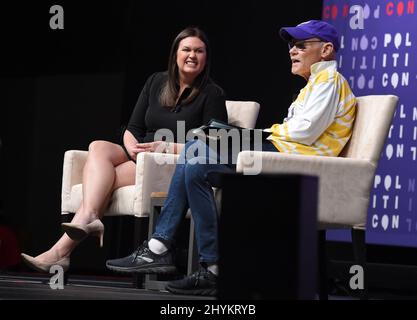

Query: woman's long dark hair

[160,27,211,107]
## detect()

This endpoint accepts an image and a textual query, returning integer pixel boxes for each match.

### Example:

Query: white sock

[148,238,168,255]
[207,264,219,276]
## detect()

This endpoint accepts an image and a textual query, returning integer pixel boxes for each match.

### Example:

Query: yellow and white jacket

[267,60,356,156]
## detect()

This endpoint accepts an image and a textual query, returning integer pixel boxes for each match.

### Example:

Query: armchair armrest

[61,150,88,213]
[236,151,376,228]
[134,152,179,216]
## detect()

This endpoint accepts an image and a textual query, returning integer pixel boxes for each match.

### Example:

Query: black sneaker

[166,266,217,296]
[105,241,177,274]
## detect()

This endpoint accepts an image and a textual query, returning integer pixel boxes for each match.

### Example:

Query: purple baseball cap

[279,20,340,52]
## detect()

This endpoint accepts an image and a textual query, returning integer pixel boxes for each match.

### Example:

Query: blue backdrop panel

[322,0,417,246]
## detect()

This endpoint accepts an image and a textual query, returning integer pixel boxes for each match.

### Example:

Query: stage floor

[2,271,415,300]
[0,272,212,300]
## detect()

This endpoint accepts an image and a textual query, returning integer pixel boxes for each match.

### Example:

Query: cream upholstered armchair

[61,100,260,220]
[236,95,398,298]
[237,95,398,228]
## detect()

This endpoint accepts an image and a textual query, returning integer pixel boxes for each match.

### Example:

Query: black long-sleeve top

[127,72,228,143]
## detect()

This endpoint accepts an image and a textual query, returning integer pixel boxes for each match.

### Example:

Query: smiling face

[176,36,207,83]
[289,38,325,80]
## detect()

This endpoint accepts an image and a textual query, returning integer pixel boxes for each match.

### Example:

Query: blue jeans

[153,139,278,263]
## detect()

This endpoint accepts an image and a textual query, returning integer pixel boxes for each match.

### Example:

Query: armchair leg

[351,229,368,300]
[144,193,169,290]
[132,217,147,288]
[187,218,199,275]
[317,230,328,300]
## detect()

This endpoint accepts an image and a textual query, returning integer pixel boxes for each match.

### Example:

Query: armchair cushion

[61,151,179,217]
[61,150,88,214]
[236,95,398,231]
[225,100,260,129]
[236,151,375,228]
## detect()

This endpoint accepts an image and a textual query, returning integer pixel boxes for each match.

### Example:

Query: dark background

[1,0,417,295]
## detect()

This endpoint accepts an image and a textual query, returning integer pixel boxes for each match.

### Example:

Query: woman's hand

[125,143,146,160]
[123,130,146,160]
[136,141,170,153]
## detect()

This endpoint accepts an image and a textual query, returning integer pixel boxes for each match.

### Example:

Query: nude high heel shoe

[62,219,105,247]
[21,253,70,273]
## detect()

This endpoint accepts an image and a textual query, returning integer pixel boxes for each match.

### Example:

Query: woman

[21,27,228,272]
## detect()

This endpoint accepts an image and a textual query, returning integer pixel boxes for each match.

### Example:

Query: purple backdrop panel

[322,0,417,247]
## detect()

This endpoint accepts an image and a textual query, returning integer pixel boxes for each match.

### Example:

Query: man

[266,20,356,156]
[105,20,356,296]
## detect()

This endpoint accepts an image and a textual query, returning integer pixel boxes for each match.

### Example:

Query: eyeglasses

[288,40,323,50]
